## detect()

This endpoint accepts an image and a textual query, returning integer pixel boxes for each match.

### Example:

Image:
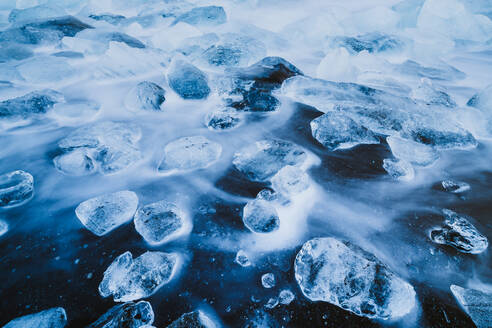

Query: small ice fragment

[134,200,190,245]
[242,199,280,233]
[387,135,439,166]
[167,60,210,100]
[3,307,67,328]
[125,81,165,112]
[261,273,276,288]
[295,237,416,320]
[235,250,251,267]
[75,191,138,236]
[441,180,471,194]
[265,297,279,309]
[87,301,154,328]
[174,6,226,27]
[279,289,295,305]
[0,170,34,209]
[467,84,492,112]
[450,285,492,328]
[99,251,179,302]
[383,158,415,181]
[53,148,96,176]
[430,209,488,254]
[158,136,222,172]
[271,166,309,196]
[0,89,64,118]
[233,139,307,181]
[311,112,379,151]
[205,108,241,131]
[168,310,219,328]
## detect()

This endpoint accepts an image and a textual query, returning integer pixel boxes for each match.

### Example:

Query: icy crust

[75,190,139,236]
[55,121,142,175]
[99,251,180,302]
[0,170,34,209]
[3,307,67,328]
[430,209,488,254]
[294,238,416,320]
[87,301,154,328]
[167,310,219,328]
[158,136,222,173]
[450,285,492,328]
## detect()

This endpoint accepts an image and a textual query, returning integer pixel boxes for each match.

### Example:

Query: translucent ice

[386,135,439,166]
[333,33,403,54]
[168,60,210,100]
[271,166,309,196]
[174,6,226,27]
[87,301,154,328]
[395,60,465,81]
[3,307,67,328]
[88,14,126,25]
[205,108,242,130]
[261,273,275,288]
[450,285,492,328]
[0,220,8,237]
[430,209,488,254]
[8,5,66,24]
[279,289,295,305]
[242,198,280,233]
[383,158,415,181]
[17,56,76,84]
[441,180,471,194]
[411,79,456,108]
[0,89,64,118]
[158,136,222,173]
[401,122,477,150]
[467,84,492,113]
[75,190,139,236]
[311,112,379,151]
[53,148,96,176]
[295,237,416,320]
[134,200,190,245]
[0,170,34,209]
[265,297,279,309]
[232,139,307,181]
[99,251,180,302]
[235,250,251,267]
[167,310,218,328]
[125,81,166,112]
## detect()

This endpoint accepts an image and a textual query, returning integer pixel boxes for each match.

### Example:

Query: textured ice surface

[0,90,64,119]
[75,190,139,236]
[174,6,226,27]
[0,170,34,209]
[333,32,403,54]
[383,158,415,181]
[242,198,279,233]
[3,307,67,328]
[8,5,66,24]
[311,112,379,151]
[205,108,242,130]
[233,139,307,181]
[158,136,222,173]
[467,84,492,112]
[279,289,295,305]
[271,165,309,196]
[0,220,8,237]
[87,301,154,328]
[295,238,416,320]
[411,79,456,108]
[168,60,210,99]
[450,285,492,328]
[387,135,439,166]
[430,209,488,254]
[235,250,251,267]
[53,148,96,176]
[134,200,190,245]
[261,273,275,288]
[99,251,179,302]
[125,81,165,112]
[441,180,471,194]
[168,310,218,328]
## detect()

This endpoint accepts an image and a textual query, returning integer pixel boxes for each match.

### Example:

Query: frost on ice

[134,200,190,245]
[295,237,416,320]
[3,307,67,328]
[430,209,488,254]
[242,198,280,234]
[450,285,492,328]
[99,251,180,302]
[168,310,219,328]
[75,190,138,236]
[87,301,154,328]
[158,136,222,173]
[0,170,34,209]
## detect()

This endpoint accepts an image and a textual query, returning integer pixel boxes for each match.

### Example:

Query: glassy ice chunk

[235,250,251,267]
[17,56,75,84]
[271,166,309,196]
[430,209,488,254]
[3,307,67,328]
[395,60,465,81]
[441,180,471,193]
[174,6,226,27]
[134,201,189,245]
[168,61,210,99]
[243,199,279,233]
[205,108,241,130]
[383,158,415,181]
[450,285,492,328]
[54,148,95,176]
[261,273,275,288]
[402,123,477,150]
[59,122,141,149]
[75,191,138,236]
[0,89,63,118]
[96,145,142,175]
[0,220,8,237]
[279,289,295,305]
[467,84,492,112]
[265,297,279,309]
[99,251,179,302]
[311,112,379,151]
[333,32,403,54]
[168,310,218,328]
[8,5,66,24]
[125,81,165,112]
[87,301,154,328]
[412,79,456,108]
[233,139,307,181]
[0,170,34,209]
[387,135,439,166]
[158,136,222,172]
[295,237,416,320]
